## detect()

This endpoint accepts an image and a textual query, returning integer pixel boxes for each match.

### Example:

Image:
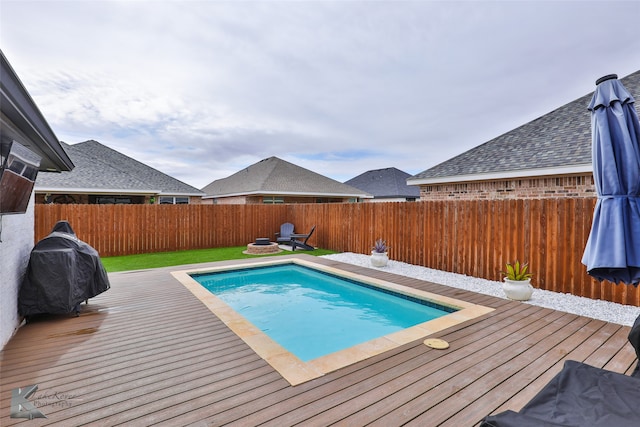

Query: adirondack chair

[291,225,316,251]
[275,222,295,244]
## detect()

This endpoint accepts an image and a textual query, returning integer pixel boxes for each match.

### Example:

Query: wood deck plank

[32,353,266,426]
[252,305,551,426]
[585,323,634,367]
[1,254,636,427]
[488,320,627,415]
[362,311,574,427]
[420,315,597,426]
[223,302,539,426]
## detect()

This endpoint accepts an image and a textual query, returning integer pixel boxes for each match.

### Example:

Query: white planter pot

[502,278,534,301]
[370,251,389,267]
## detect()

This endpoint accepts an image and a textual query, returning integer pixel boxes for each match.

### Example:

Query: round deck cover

[424,338,449,349]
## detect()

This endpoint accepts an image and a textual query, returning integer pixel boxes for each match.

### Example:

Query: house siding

[419,173,596,200]
[364,197,417,203]
[213,195,356,204]
[34,194,203,205]
[0,196,34,348]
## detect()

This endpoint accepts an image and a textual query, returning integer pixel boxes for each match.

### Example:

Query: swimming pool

[172,257,494,385]
[191,264,457,362]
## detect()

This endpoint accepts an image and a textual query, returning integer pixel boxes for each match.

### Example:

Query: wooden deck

[1,254,637,426]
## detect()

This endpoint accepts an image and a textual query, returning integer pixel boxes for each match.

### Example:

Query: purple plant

[372,238,388,253]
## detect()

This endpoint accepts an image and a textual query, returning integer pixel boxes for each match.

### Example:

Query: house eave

[0,51,74,172]
[35,187,160,196]
[157,191,205,197]
[203,190,373,199]
[407,164,593,186]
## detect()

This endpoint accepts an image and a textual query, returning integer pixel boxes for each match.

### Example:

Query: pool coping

[171,257,495,386]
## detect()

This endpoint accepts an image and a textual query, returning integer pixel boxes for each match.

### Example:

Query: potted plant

[501,260,534,301]
[370,238,389,267]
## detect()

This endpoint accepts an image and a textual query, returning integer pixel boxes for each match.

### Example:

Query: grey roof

[345,167,420,199]
[409,70,640,183]
[36,140,204,196]
[201,156,371,198]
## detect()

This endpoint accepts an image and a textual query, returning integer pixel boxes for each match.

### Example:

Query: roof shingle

[345,167,420,199]
[201,156,370,198]
[36,140,203,196]
[410,70,640,182]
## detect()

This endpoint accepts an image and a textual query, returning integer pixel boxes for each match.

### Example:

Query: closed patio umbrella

[582,74,640,285]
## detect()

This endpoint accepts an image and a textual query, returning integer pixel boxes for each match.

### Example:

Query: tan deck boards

[1,254,637,426]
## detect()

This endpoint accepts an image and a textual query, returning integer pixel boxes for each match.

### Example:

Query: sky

[1,1,639,189]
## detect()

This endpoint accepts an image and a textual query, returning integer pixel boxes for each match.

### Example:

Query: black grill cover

[629,314,640,377]
[19,221,110,316]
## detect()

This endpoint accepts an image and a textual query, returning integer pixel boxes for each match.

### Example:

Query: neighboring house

[201,156,371,204]
[345,167,420,202]
[35,140,204,204]
[0,50,74,349]
[408,70,640,200]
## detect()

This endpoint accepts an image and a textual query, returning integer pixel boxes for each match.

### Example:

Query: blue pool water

[192,264,456,361]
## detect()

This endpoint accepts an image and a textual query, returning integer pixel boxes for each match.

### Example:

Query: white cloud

[2,0,639,189]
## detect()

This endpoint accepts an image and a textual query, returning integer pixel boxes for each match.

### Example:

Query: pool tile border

[171,257,494,386]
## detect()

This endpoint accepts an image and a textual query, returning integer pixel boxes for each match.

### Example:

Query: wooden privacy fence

[34,204,289,256]
[35,199,640,307]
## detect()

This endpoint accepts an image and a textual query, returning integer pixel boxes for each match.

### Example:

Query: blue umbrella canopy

[582,74,640,285]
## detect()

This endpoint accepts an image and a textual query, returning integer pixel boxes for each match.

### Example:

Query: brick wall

[419,174,596,200]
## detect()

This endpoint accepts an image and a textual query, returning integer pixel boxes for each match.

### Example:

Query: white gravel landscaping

[321,252,639,327]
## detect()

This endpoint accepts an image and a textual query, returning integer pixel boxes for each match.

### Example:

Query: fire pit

[244,238,281,255]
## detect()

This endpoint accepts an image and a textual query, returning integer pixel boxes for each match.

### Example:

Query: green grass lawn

[101,246,339,272]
